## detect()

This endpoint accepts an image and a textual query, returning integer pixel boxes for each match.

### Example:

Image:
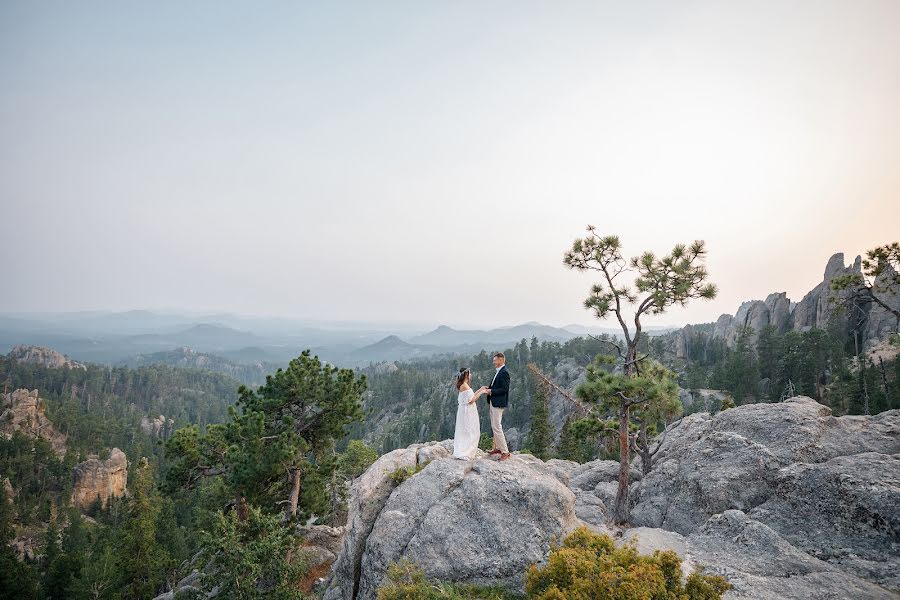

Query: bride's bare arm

[468,387,488,404]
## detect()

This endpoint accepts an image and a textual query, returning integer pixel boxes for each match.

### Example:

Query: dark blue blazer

[488,366,510,408]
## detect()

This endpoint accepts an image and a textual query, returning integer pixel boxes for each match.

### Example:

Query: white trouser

[490,405,508,453]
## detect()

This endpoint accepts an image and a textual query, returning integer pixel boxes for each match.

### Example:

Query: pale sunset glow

[2,1,899,328]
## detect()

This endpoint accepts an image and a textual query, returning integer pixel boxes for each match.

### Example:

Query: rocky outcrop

[3,477,14,502]
[679,252,898,353]
[11,535,39,561]
[139,414,172,438]
[324,398,899,599]
[864,266,900,343]
[324,440,579,600]
[8,345,86,370]
[1,388,67,456]
[71,448,128,509]
[630,397,900,595]
[625,510,896,600]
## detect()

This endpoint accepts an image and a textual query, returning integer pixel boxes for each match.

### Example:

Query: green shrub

[377,560,522,600]
[388,461,429,486]
[525,526,730,600]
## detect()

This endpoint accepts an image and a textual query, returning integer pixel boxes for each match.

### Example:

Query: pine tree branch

[526,364,593,416]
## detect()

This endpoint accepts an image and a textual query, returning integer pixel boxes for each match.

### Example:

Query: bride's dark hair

[455,367,471,391]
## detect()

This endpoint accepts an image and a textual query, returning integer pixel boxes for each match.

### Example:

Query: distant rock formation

[71,448,128,509]
[8,345,86,370]
[674,252,900,355]
[139,414,172,438]
[0,388,68,456]
[2,477,13,501]
[323,398,900,599]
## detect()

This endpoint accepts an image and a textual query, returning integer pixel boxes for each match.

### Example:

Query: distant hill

[117,346,278,386]
[409,322,578,348]
[350,335,441,363]
[2,311,681,367]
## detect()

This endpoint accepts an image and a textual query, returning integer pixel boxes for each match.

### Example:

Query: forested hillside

[1,244,898,599]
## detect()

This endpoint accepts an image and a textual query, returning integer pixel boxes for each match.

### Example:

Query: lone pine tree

[564,227,716,524]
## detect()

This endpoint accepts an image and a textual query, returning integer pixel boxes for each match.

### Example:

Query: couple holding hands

[451,352,511,461]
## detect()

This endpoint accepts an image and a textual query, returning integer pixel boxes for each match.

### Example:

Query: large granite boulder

[625,510,896,600]
[623,510,897,600]
[324,443,578,600]
[1,388,68,456]
[630,397,900,594]
[323,397,899,598]
[71,448,128,509]
[8,345,86,370]
[325,441,449,600]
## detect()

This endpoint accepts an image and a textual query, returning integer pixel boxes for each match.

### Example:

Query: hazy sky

[2,1,899,329]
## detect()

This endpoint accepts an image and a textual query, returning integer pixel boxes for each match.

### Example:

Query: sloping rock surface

[324,397,899,599]
[324,441,579,600]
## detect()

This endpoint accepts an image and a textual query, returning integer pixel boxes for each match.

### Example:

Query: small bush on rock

[377,560,521,600]
[388,462,429,486]
[525,527,730,600]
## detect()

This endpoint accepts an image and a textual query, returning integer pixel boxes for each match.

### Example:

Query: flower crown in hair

[456,367,470,379]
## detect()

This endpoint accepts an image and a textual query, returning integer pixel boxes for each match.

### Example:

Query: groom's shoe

[499,453,511,462]
[488,449,502,456]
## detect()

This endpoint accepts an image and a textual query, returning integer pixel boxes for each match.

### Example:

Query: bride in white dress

[452,367,489,460]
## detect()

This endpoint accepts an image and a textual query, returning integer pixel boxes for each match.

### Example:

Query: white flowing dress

[452,388,480,459]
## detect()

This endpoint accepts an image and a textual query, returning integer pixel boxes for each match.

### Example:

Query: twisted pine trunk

[613,404,631,524]
[286,468,301,522]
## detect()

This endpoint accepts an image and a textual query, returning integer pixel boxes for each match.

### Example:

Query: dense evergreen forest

[653,322,900,415]
[2,308,897,598]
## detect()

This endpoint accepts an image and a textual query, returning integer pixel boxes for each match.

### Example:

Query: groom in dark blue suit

[484,351,511,461]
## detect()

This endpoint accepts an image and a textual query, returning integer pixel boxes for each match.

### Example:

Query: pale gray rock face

[693,252,897,352]
[324,444,422,600]
[569,458,641,491]
[748,452,900,590]
[674,325,691,359]
[712,314,733,341]
[325,449,578,600]
[725,301,769,347]
[324,398,899,599]
[8,345,86,370]
[626,511,898,600]
[541,458,579,486]
[764,292,792,333]
[792,252,862,335]
[631,397,900,594]
[504,427,521,452]
[864,265,900,346]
